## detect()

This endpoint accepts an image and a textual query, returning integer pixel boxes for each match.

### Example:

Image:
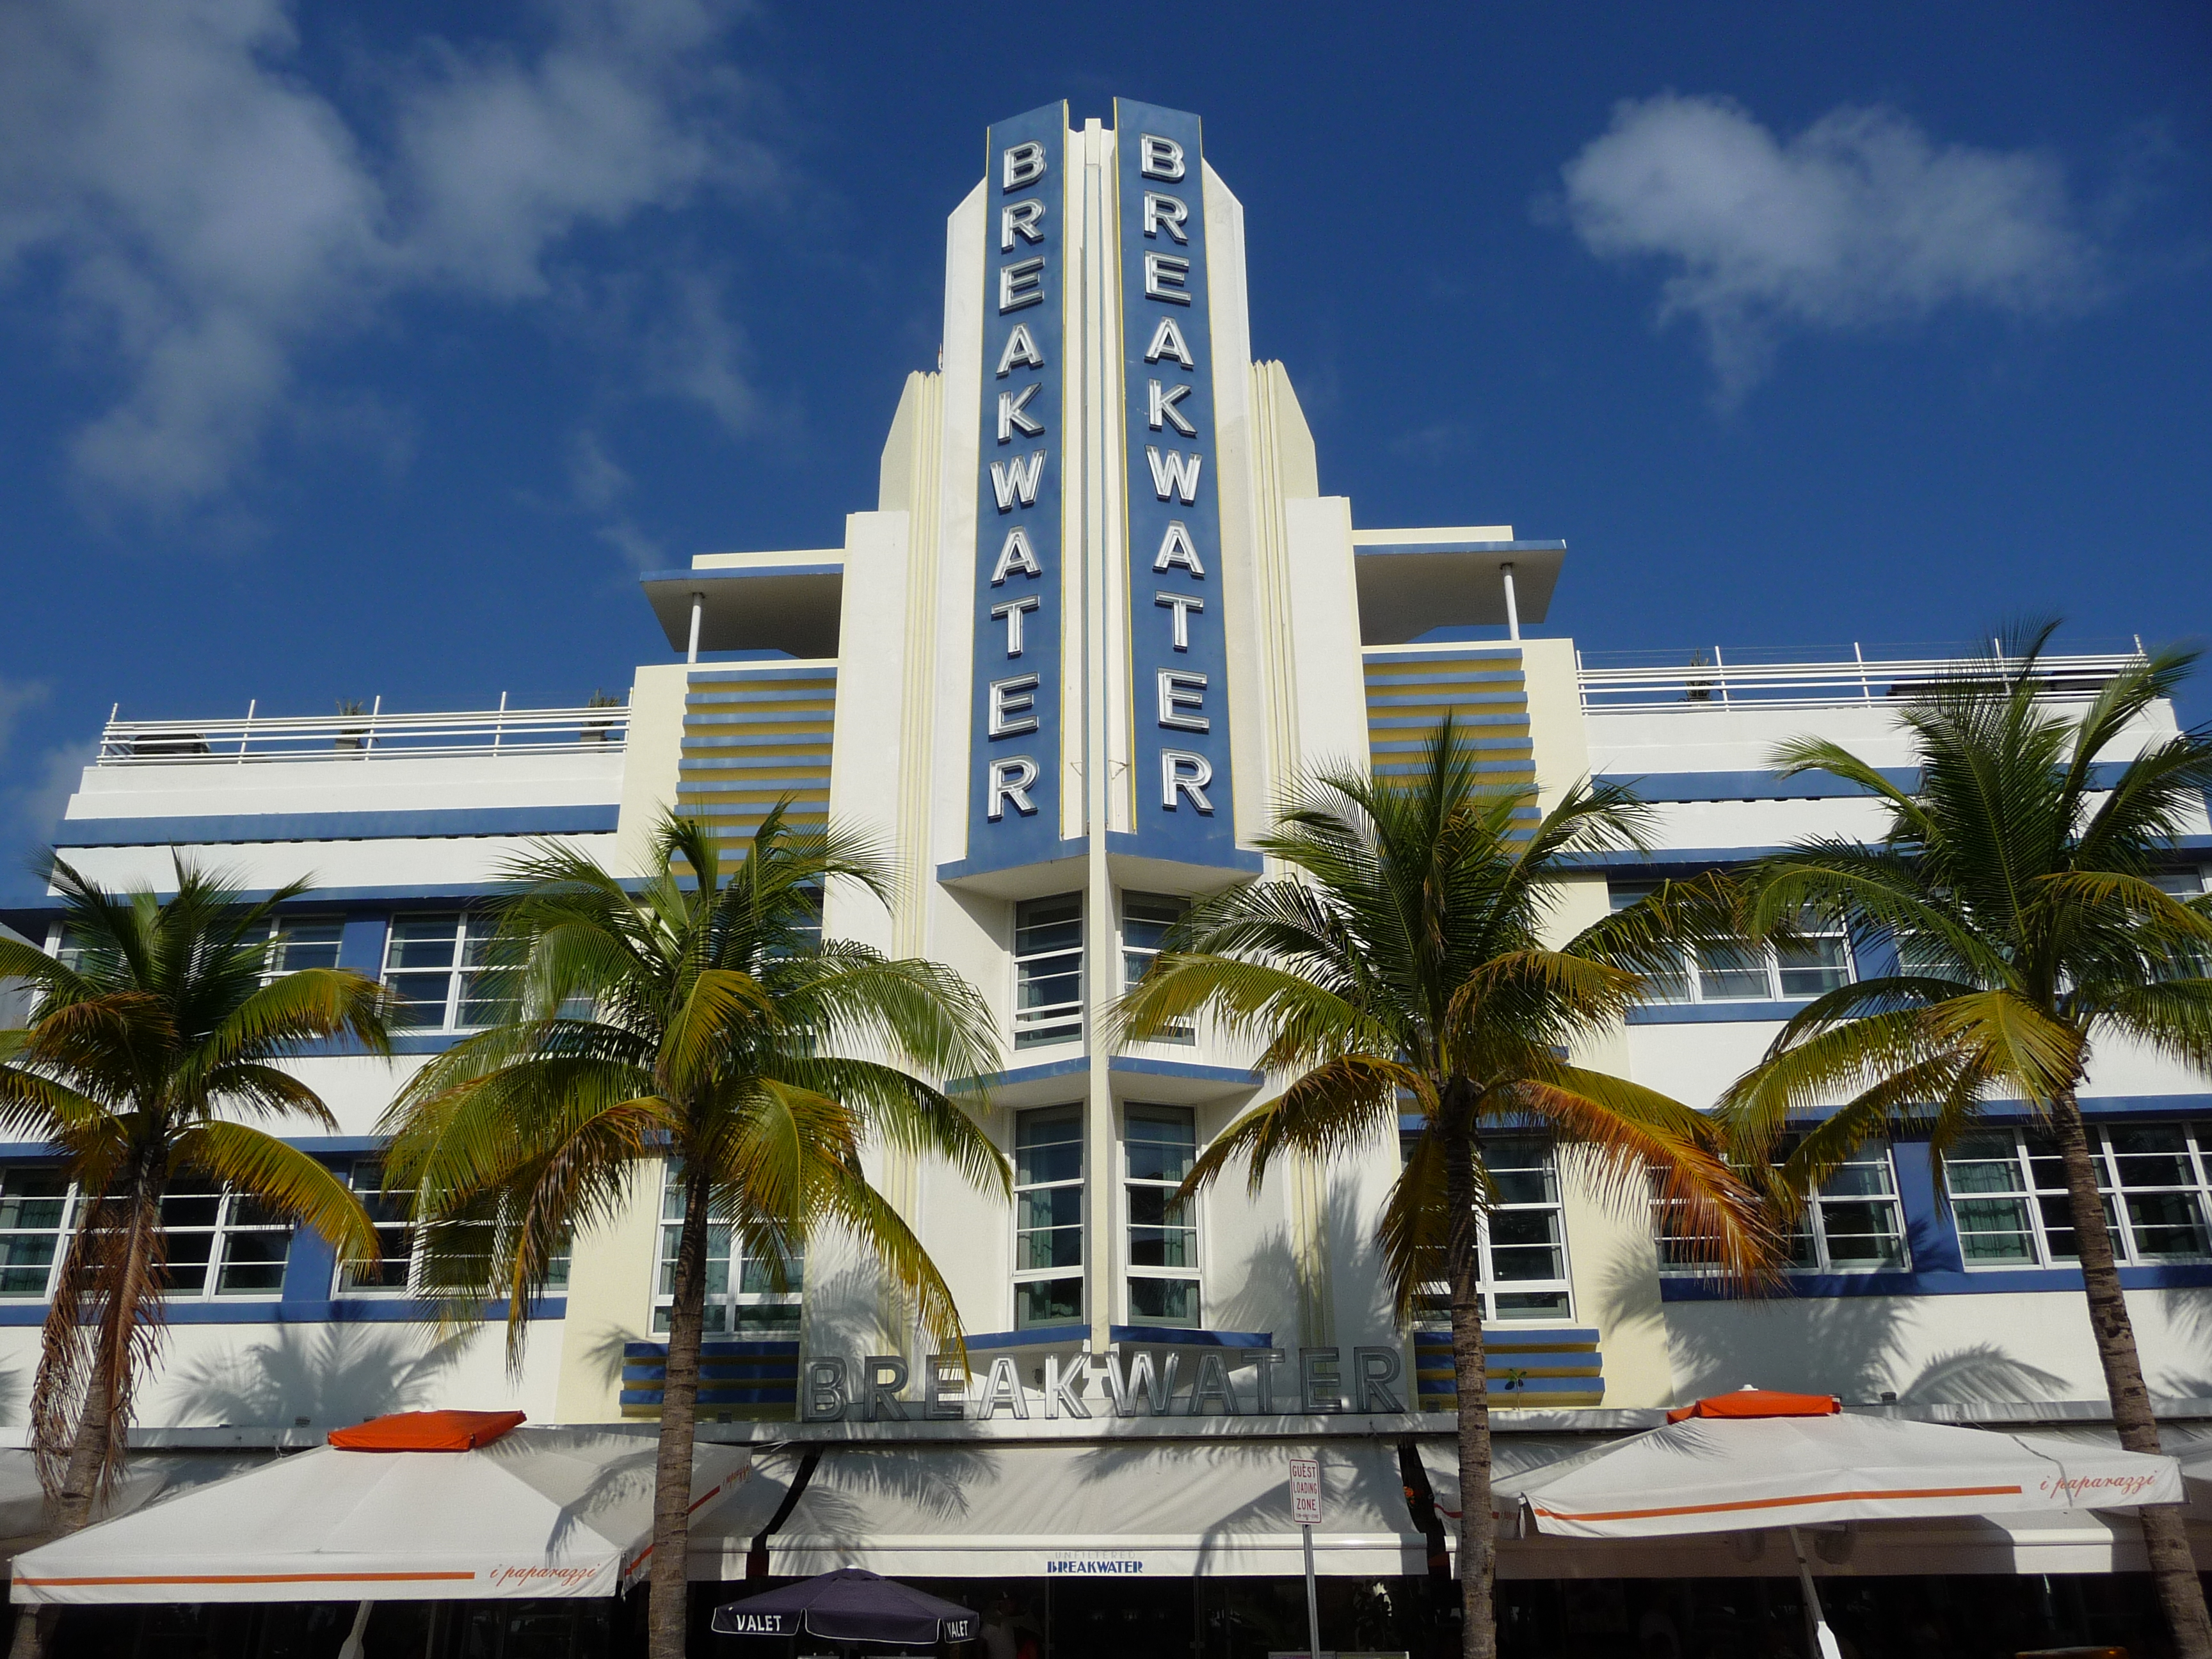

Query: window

[1656,1141,1908,1276]
[1784,1146,1907,1272]
[1125,1105,1198,1326]
[1120,892,1193,1044]
[1014,1107,1084,1328]
[48,927,92,977]
[654,1167,803,1338]
[337,1161,417,1294]
[1948,1124,2212,1269]
[0,1170,76,1298]
[1610,885,1854,1005]
[1407,1135,1573,1325]
[1013,894,1082,1049]
[161,1178,293,1297]
[260,916,345,982]
[381,914,515,1031]
[0,1169,298,1301]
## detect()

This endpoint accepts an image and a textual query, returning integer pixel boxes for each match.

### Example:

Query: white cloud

[565,428,664,571]
[0,680,48,753]
[0,678,87,873]
[1559,93,2100,402]
[0,0,769,514]
[4,741,95,865]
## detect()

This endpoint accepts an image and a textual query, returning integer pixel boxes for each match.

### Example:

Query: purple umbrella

[712,1569,979,1646]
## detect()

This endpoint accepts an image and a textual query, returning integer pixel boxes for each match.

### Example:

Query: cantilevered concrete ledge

[1351,531,1565,645]
[641,550,845,657]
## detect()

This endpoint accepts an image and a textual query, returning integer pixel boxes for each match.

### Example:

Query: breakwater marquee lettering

[798,1345,1405,1422]
[966,101,1242,875]
[969,102,1070,872]
[1116,99,1237,867]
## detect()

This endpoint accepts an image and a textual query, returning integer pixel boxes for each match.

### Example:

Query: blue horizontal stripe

[1626,1000,1806,1025]
[0,1297,564,1326]
[54,806,619,848]
[1110,1057,1261,1087]
[1662,1262,2212,1301]
[1109,1326,1274,1348]
[1356,538,1566,557]
[1418,1375,1601,1397]
[963,1324,1089,1350]
[620,1386,798,1406]
[1596,761,2134,806]
[685,665,838,685]
[644,563,842,583]
[1416,1327,1600,1350]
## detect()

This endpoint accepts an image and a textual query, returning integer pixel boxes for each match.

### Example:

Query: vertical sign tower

[968,102,1072,872]
[963,101,1245,879]
[1113,100,1237,867]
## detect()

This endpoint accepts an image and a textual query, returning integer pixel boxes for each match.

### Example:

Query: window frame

[1012,893,1084,1050]
[1123,1103,1199,1327]
[159,1177,295,1299]
[1407,1134,1576,1327]
[652,1165,803,1340]
[1608,885,1855,1006]
[334,1158,419,1297]
[1655,1139,1911,1278]
[0,1168,80,1300]
[1946,1122,2212,1271]
[1012,1105,1086,1329]
[0,1167,296,1302]
[257,915,346,985]
[1119,891,1194,1045]
[379,912,514,1033]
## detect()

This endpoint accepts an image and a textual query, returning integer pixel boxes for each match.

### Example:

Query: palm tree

[0,858,387,1659]
[381,808,1006,1659]
[1721,627,2212,1659]
[1116,721,1773,1659]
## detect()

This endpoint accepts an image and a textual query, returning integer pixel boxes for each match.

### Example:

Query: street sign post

[1288,1456,1322,1659]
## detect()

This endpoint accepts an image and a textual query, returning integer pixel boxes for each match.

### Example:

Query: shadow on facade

[159,1324,477,1429]
[2150,1277,2212,1400]
[1589,1253,2079,1406]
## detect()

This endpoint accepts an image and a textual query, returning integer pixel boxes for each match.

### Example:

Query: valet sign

[967,100,1240,875]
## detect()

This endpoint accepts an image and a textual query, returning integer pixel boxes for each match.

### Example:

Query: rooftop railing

[1576,641,2151,715]
[95,698,630,765]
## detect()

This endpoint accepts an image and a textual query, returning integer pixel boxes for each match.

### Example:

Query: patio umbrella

[9,1415,751,1607]
[712,1568,979,1645]
[1514,1389,2181,1539]
[1511,1389,2183,1659]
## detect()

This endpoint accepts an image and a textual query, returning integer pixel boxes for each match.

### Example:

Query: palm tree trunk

[12,1186,159,1659]
[1441,1103,1496,1659]
[1,1366,104,1659]
[648,1158,714,1659]
[2049,1087,2212,1659]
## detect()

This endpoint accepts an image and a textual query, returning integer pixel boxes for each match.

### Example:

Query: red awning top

[327,1410,526,1452]
[1665,1390,1840,1424]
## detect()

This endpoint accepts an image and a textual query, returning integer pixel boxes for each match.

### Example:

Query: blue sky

[1,1,2208,865]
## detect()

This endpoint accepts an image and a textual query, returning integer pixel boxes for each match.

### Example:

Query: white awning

[1507,1413,2179,1539]
[10,1429,750,1607]
[1422,1418,2197,1578]
[689,1441,1430,1580]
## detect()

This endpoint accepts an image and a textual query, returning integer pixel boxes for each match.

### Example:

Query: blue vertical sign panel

[967,103,1070,874]
[1114,100,1238,867]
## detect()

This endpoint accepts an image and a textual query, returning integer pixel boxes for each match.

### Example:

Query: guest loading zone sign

[966,99,1241,876]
